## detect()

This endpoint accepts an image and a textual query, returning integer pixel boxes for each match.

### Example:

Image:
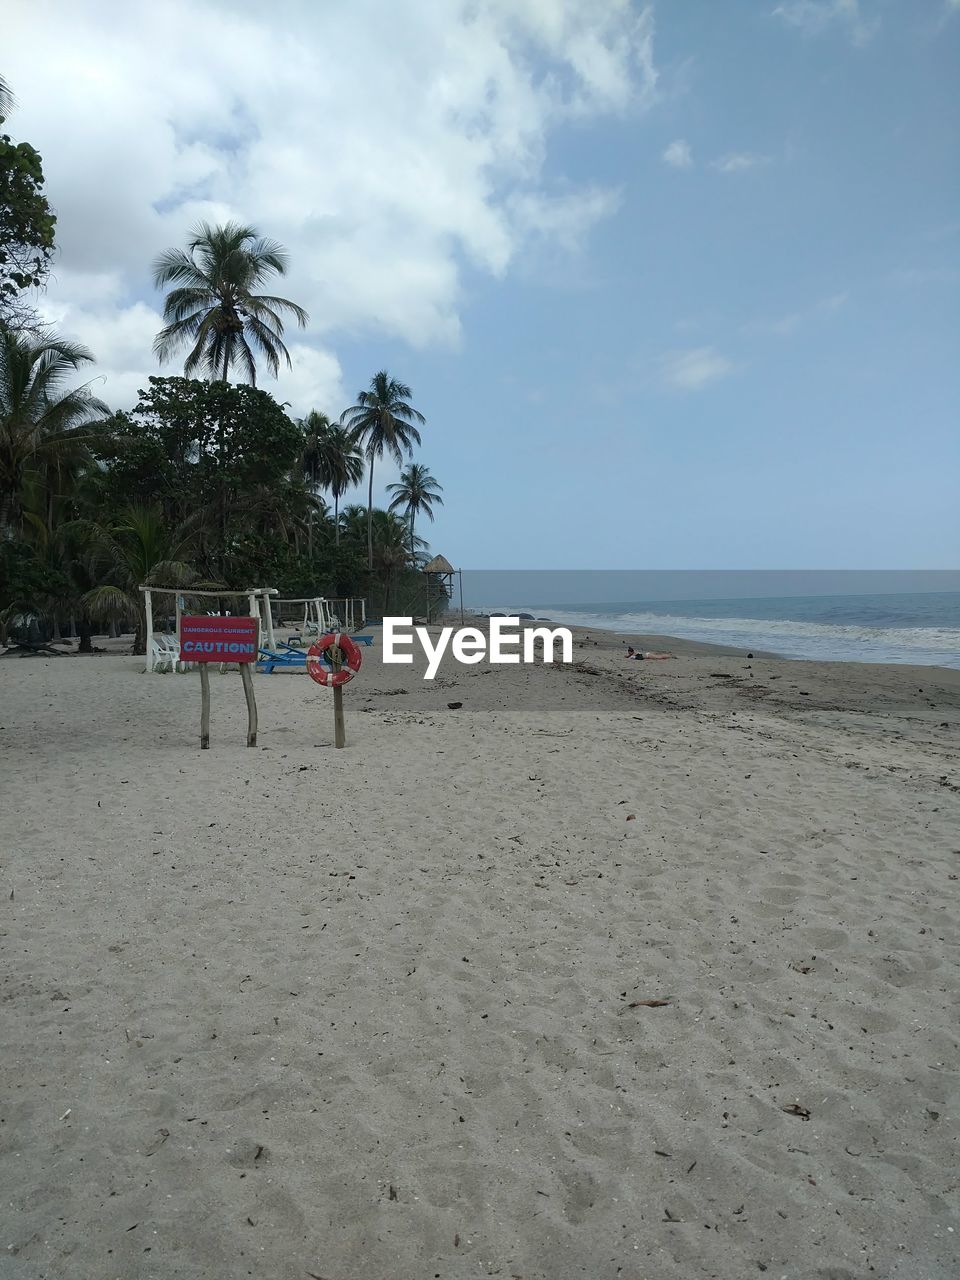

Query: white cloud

[662,139,693,169]
[746,291,848,338]
[772,1,878,45]
[661,347,735,391]
[5,0,658,412]
[889,267,960,286]
[711,152,770,174]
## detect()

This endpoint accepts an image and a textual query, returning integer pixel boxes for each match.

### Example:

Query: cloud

[889,267,960,286]
[711,152,770,174]
[772,0,878,45]
[661,347,735,391]
[662,139,693,169]
[5,0,659,414]
[746,291,848,337]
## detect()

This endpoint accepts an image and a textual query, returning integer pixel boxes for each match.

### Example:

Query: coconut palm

[78,504,199,653]
[367,509,427,612]
[0,326,108,534]
[340,371,425,569]
[0,74,15,123]
[299,411,365,549]
[152,221,308,384]
[387,462,443,560]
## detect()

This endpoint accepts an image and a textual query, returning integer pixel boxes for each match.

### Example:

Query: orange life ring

[306,632,363,687]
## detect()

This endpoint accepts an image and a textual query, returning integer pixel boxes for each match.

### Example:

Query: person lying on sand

[626,646,674,661]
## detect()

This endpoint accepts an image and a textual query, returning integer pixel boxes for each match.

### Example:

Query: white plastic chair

[152,634,190,673]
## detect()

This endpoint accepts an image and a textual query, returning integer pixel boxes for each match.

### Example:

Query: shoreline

[467,606,960,672]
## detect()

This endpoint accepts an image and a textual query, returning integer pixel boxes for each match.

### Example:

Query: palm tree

[336,503,370,548]
[0,75,15,123]
[0,326,108,534]
[300,411,365,549]
[152,221,308,384]
[78,505,199,653]
[387,462,443,561]
[340,371,425,569]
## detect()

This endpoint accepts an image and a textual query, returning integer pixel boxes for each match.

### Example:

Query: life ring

[306,632,363,687]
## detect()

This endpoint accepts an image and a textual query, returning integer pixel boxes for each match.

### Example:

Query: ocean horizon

[471,584,960,669]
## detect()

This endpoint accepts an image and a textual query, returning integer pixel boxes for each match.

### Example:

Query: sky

[5,0,959,570]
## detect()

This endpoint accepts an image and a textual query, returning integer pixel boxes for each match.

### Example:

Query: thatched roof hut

[422,554,455,575]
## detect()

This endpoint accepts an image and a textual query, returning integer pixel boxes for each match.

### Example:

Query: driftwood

[1,641,67,658]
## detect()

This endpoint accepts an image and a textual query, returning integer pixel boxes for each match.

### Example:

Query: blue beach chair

[257,646,308,674]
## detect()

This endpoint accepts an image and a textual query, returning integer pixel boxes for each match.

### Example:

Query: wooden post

[240,663,258,747]
[200,663,211,749]
[331,642,346,748]
[263,593,277,652]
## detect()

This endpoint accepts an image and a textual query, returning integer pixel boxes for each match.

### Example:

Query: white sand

[1,630,958,1279]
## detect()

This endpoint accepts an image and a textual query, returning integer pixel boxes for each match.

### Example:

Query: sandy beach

[2,628,958,1280]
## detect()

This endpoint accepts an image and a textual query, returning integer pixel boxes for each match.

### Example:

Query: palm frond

[82,585,137,621]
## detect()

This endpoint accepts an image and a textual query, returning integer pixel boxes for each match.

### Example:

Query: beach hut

[421,554,462,624]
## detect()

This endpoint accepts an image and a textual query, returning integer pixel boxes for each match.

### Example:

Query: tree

[99,375,305,554]
[152,221,308,384]
[387,462,443,560]
[0,77,57,326]
[78,505,199,653]
[340,371,425,569]
[299,411,364,548]
[0,326,107,534]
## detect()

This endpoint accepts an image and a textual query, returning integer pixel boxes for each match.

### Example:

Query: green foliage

[387,461,444,561]
[0,327,107,533]
[0,80,57,318]
[91,376,305,527]
[341,370,426,569]
[0,537,67,622]
[152,221,308,383]
[299,411,365,545]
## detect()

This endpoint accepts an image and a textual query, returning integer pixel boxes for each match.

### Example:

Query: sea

[463,573,960,669]
[537,593,960,669]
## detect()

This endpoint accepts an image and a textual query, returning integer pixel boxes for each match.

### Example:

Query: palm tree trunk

[220,346,229,545]
[409,508,416,562]
[307,463,316,559]
[0,491,19,535]
[133,605,147,655]
[366,456,375,570]
[335,492,340,546]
